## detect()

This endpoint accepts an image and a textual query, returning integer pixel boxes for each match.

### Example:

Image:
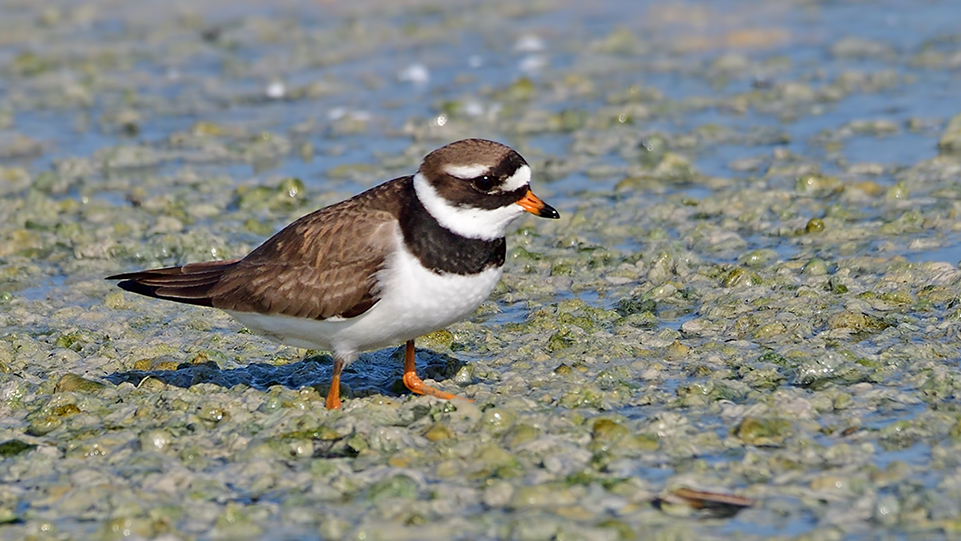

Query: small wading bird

[108,139,559,409]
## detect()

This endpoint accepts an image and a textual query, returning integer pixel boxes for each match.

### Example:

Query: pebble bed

[3,0,961,539]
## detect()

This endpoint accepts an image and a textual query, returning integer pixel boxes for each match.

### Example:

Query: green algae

[0,0,960,539]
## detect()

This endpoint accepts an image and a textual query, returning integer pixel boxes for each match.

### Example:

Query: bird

[107,139,559,409]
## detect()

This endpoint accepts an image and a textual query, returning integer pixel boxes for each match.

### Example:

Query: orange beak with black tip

[516,189,560,219]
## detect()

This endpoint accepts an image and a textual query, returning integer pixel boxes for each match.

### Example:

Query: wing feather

[107,178,410,320]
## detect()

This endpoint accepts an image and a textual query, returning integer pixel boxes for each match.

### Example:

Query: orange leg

[325,356,344,410]
[402,339,471,402]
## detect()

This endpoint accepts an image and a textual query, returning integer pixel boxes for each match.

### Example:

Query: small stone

[27,416,62,436]
[502,424,541,450]
[722,267,760,288]
[590,419,630,452]
[54,374,106,394]
[197,405,226,423]
[510,484,577,509]
[103,291,127,309]
[802,258,829,276]
[420,329,454,349]
[140,429,172,451]
[0,439,37,458]
[827,311,888,333]
[740,249,777,268]
[795,173,841,195]
[51,404,81,417]
[938,112,961,154]
[423,422,454,442]
[478,407,517,433]
[810,474,848,491]
[367,474,419,502]
[483,479,514,508]
[805,218,825,233]
[137,377,167,392]
[733,417,792,446]
[665,340,690,360]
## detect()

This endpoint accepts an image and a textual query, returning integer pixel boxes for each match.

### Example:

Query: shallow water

[3,0,961,539]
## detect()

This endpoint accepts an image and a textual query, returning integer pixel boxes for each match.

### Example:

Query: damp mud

[3,0,961,539]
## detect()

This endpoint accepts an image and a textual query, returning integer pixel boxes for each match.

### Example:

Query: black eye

[472,175,496,192]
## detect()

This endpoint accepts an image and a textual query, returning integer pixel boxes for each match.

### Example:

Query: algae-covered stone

[614,297,656,317]
[103,290,127,309]
[594,27,647,55]
[870,460,909,485]
[740,249,777,268]
[550,262,573,276]
[789,350,849,388]
[100,517,164,540]
[137,376,168,392]
[589,418,658,454]
[244,217,275,236]
[831,37,894,59]
[419,329,454,350]
[502,424,541,450]
[179,446,209,471]
[197,404,226,423]
[509,484,577,509]
[235,177,305,211]
[55,374,106,394]
[795,173,841,195]
[423,422,454,442]
[189,349,229,367]
[722,267,760,288]
[554,363,574,376]
[733,417,793,446]
[590,418,630,452]
[133,356,181,371]
[472,444,519,476]
[885,181,909,200]
[917,285,955,306]
[665,340,690,360]
[756,350,791,368]
[802,258,829,276]
[367,474,419,502]
[652,152,697,182]
[938,112,961,155]
[213,502,265,539]
[805,218,825,234]
[0,439,37,457]
[677,381,724,406]
[26,416,62,436]
[140,429,172,452]
[878,289,913,306]
[827,276,848,294]
[51,403,81,417]
[827,310,889,333]
[479,407,517,434]
[753,321,787,340]
[629,433,659,452]
[558,386,604,409]
[547,329,579,352]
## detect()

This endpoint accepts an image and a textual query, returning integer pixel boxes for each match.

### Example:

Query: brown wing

[207,202,397,320]
[108,259,241,308]
[108,178,411,320]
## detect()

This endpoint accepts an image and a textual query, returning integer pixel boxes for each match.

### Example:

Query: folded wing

[108,188,400,320]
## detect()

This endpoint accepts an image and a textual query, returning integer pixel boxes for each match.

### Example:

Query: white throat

[413,172,526,240]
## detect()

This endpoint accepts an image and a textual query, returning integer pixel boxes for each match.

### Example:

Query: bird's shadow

[105,347,467,399]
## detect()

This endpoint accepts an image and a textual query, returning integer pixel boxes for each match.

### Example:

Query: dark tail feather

[107,259,241,308]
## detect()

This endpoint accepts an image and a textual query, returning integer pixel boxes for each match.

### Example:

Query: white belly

[226,244,502,361]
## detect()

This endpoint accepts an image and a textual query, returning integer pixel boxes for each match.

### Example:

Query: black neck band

[399,183,506,275]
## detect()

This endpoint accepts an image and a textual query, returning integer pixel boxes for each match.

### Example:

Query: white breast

[226,234,502,363]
